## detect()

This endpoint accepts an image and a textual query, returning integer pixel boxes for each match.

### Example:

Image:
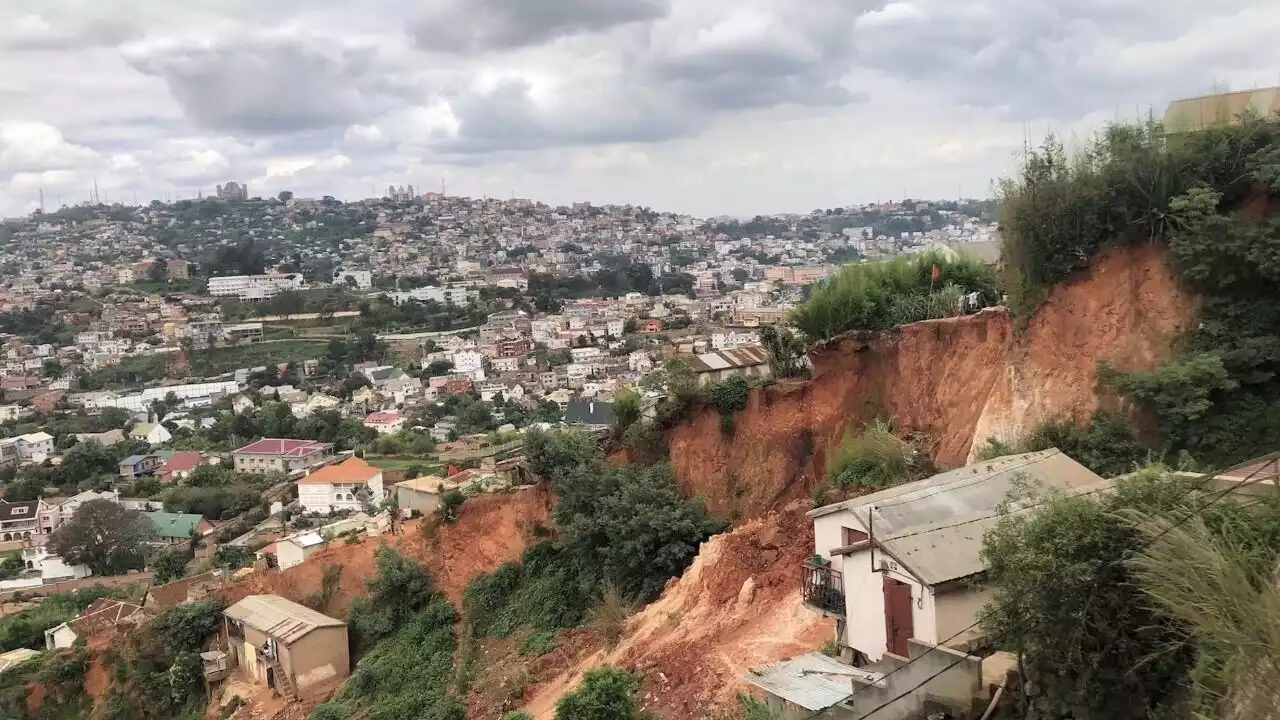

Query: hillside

[668,243,1192,518]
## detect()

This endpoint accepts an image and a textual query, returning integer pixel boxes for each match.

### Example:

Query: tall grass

[1131,512,1280,718]
[826,420,913,489]
[790,251,998,341]
[585,582,636,649]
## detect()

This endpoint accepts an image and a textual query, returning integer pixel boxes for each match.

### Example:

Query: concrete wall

[287,625,350,691]
[841,640,984,720]
[396,486,443,515]
[934,584,993,646]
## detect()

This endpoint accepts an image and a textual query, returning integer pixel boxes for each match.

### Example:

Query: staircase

[270,657,297,701]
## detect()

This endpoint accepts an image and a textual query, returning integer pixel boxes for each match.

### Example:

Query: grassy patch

[195,339,328,374]
[365,456,444,474]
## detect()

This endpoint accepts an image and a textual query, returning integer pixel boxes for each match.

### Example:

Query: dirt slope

[669,243,1193,519]
[218,484,553,614]
[519,502,833,720]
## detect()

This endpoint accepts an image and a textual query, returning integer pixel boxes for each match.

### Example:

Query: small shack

[223,594,349,697]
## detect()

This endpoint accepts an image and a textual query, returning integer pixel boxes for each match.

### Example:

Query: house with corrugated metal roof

[803,449,1110,663]
[222,594,349,698]
[685,345,772,386]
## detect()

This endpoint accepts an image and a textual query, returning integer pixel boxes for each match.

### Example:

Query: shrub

[439,489,466,523]
[826,421,914,489]
[790,252,998,341]
[336,598,465,720]
[554,667,652,720]
[976,413,1147,477]
[348,546,438,654]
[310,702,350,720]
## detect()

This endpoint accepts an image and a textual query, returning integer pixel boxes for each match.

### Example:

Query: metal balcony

[802,561,845,616]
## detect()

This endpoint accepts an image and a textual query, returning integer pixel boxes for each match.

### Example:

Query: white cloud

[855,2,926,29]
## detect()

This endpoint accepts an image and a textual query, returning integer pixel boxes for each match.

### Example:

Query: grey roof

[224,594,345,645]
[745,652,883,712]
[810,450,1110,586]
[686,345,770,373]
[564,399,616,427]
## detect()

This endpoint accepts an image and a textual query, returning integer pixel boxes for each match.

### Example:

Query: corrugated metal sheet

[687,345,770,373]
[746,652,883,712]
[810,450,1111,585]
[224,594,344,645]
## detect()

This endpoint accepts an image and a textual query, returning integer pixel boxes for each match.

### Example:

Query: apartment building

[207,273,304,301]
[232,438,334,475]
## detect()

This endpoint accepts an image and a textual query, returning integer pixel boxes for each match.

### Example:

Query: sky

[1,0,1279,218]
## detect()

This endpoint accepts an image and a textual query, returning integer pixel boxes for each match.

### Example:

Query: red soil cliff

[668,243,1192,519]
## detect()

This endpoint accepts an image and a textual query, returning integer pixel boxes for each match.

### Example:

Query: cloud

[0,122,100,173]
[855,2,926,29]
[410,0,670,54]
[124,31,414,135]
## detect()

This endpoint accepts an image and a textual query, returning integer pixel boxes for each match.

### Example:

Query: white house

[15,432,53,463]
[274,531,327,570]
[296,456,385,516]
[363,411,404,436]
[805,449,1109,663]
[451,349,486,380]
[129,423,172,446]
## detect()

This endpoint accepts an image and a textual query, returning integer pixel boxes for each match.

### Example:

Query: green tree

[555,667,653,720]
[612,388,642,436]
[347,545,439,653]
[151,547,191,585]
[424,359,454,377]
[980,468,1198,719]
[48,500,155,576]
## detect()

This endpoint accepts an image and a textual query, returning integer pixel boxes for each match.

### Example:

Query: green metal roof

[144,511,204,539]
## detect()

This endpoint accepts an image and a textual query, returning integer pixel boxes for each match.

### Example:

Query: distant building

[216,181,249,202]
[332,269,373,289]
[232,438,334,475]
[295,456,385,516]
[363,411,404,435]
[44,598,144,650]
[119,454,161,479]
[564,399,616,428]
[207,274,304,302]
[1164,86,1280,133]
[143,511,214,546]
[686,346,772,385]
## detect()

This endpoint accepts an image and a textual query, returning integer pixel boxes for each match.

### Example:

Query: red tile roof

[234,438,333,458]
[364,411,401,424]
[162,451,203,473]
[297,455,380,485]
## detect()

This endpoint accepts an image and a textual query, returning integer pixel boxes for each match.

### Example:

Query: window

[842,527,868,546]
[10,507,28,515]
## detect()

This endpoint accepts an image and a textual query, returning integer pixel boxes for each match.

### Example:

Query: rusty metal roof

[745,652,883,712]
[224,595,345,645]
[686,345,770,373]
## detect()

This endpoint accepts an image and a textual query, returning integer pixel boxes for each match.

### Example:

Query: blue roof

[121,455,147,465]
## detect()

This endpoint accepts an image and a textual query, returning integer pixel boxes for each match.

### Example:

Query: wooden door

[883,576,914,656]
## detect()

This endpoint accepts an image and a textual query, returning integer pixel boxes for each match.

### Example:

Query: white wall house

[296,456,385,516]
[806,450,1109,663]
[15,433,53,463]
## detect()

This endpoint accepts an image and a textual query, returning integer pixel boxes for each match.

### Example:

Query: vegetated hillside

[217,485,552,613]
[668,242,1193,519]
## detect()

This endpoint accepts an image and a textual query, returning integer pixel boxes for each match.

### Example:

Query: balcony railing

[802,561,845,616]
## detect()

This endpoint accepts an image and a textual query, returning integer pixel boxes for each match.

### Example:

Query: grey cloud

[436,78,692,155]
[410,0,669,53]
[433,1,867,154]
[852,0,1277,118]
[126,34,412,135]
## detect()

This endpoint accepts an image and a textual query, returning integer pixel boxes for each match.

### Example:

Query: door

[883,576,914,656]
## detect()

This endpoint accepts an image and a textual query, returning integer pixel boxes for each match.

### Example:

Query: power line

[830,459,1277,718]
